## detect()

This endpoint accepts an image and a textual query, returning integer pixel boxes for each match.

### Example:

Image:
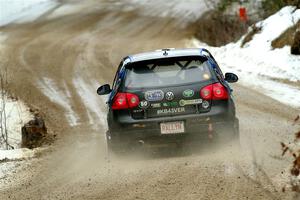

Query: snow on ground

[0,96,33,152]
[0,148,36,161]
[0,0,58,27]
[46,3,85,19]
[37,77,79,126]
[0,97,33,150]
[0,148,43,182]
[46,1,105,19]
[0,97,35,175]
[73,76,108,130]
[123,0,210,25]
[45,0,211,26]
[189,6,300,109]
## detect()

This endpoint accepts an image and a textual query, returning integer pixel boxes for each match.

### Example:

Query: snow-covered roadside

[0,148,36,161]
[0,98,36,180]
[0,32,34,152]
[0,147,45,183]
[0,0,47,177]
[0,98,33,150]
[189,6,300,109]
[0,0,58,27]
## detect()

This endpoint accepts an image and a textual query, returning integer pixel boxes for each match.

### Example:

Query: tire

[106,131,127,155]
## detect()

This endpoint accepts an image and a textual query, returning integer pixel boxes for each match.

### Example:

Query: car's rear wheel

[106,131,128,155]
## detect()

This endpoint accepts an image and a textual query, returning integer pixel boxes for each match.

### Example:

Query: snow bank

[0,98,33,150]
[0,148,43,180]
[0,97,35,176]
[245,6,300,51]
[0,148,36,161]
[189,6,300,108]
[0,0,58,27]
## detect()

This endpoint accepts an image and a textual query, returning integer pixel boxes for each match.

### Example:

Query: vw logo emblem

[165,92,174,101]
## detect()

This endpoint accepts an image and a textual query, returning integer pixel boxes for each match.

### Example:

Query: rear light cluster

[200,83,228,100]
[112,93,140,110]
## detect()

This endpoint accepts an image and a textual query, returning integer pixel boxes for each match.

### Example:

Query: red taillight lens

[126,93,139,108]
[112,93,140,110]
[200,83,228,100]
[200,85,213,100]
[112,93,128,110]
[212,83,228,99]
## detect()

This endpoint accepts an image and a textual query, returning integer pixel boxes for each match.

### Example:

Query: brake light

[200,85,213,100]
[200,83,228,100]
[112,93,140,110]
[213,83,228,99]
[126,93,139,108]
[112,93,127,110]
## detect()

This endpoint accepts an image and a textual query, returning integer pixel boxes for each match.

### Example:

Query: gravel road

[0,0,299,199]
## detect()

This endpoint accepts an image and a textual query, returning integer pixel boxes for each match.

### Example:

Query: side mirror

[97,84,112,95]
[224,73,238,83]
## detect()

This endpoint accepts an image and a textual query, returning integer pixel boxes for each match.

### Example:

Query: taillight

[112,93,140,110]
[212,83,228,99]
[112,93,127,110]
[200,83,228,100]
[200,85,213,100]
[126,93,139,108]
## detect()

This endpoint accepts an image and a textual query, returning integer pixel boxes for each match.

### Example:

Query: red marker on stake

[239,7,248,22]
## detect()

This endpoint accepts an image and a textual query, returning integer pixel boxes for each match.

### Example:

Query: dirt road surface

[0,0,299,199]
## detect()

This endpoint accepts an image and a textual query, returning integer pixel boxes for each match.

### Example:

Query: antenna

[161,48,174,56]
[163,50,168,56]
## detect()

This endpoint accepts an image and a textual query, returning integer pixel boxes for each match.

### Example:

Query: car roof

[127,48,212,63]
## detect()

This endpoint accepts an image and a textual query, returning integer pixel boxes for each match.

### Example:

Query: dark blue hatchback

[97,48,239,152]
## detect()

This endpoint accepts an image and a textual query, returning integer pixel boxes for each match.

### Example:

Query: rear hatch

[122,56,217,119]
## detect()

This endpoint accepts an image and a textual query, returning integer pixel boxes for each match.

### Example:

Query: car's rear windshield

[124,56,213,89]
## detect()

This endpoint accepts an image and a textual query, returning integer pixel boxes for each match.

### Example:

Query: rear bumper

[108,121,231,144]
[107,99,236,144]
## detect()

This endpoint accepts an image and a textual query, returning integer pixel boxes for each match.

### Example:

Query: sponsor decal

[183,89,194,98]
[157,107,185,115]
[162,102,178,107]
[165,91,174,101]
[133,109,143,113]
[151,103,161,108]
[179,99,203,106]
[139,100,150,109]
[179,100,185,106]
[145,90,164,101]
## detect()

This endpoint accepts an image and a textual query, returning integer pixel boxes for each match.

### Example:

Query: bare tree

[0,68,13,150]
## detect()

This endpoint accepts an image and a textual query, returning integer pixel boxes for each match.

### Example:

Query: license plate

[160,121,185,134]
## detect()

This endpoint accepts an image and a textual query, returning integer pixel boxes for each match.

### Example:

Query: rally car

[97,48,239,152]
